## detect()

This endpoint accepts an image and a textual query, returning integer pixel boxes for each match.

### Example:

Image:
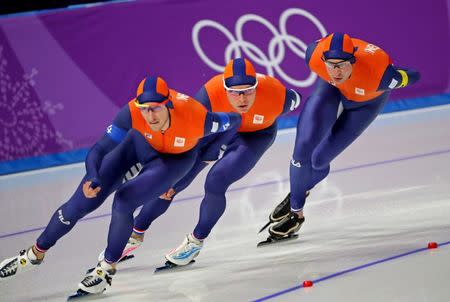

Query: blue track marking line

[251,241,450,301]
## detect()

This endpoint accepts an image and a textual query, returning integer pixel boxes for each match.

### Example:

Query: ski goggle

[321,57,353,69]
[223,81,258,96]
[134,98,170,112]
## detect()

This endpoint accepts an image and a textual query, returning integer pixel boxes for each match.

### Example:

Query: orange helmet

[135,76,171,106]
[322,33,356,63]
[223,58,257,87]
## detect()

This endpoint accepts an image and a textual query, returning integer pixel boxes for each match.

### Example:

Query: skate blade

[67,289,104,301]
[154,260,195,274]
[258,221,272,233]
[118,254,135,263]
[257,234,299,247]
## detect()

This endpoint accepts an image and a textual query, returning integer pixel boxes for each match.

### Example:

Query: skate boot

[259,191,309,233]
[165,233,203,266]
[270,192,292,222]
[269,211,305,239]
[78,261,116,295]
[98,235,142,262]
[0,248,43,281]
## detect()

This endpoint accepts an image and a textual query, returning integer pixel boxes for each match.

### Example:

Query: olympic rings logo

[192,8,327,88]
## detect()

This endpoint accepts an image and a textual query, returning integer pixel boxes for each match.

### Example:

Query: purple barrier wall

[0,0,449,162]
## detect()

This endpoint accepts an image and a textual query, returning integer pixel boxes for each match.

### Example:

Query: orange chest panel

[128,92,206,153]
[309,39,392,102]
[205,75,286,132]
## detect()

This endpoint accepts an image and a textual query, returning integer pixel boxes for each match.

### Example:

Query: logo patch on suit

[291,159,301,168]
[211,122,219,133]
[176,93,189,101]
[174,137,186,147]
[144,132,153,139]
[388,78,398,89]
[364,44,380,54]
[253,114,264,124]
[58,209,70,225]
[355,87,365,95]
[222,122,230,131]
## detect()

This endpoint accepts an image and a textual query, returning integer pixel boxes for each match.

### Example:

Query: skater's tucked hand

[83,181,101,198]
[160,188,176,201]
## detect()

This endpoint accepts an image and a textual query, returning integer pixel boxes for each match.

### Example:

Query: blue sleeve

[203,111,242,136]
[194,86,212,111]
[105,124,128,143]
[281,89,302,114]
[199,112,241,161]
[305,41,318,66]
[106,105,131,143]
[111,105,133,130]
[85,105,131,180]
[85,134,118,180]
[377,65,421,91]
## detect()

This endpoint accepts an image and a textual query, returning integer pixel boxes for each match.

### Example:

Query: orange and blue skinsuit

[289,33,420,211]
[134,59,302,240]
[34,76,241,263]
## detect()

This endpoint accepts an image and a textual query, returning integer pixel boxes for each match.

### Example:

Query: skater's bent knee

[311,153,330,171]
[204,175,229,194]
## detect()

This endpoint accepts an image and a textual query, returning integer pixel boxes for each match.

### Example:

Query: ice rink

[1,105,449,302]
